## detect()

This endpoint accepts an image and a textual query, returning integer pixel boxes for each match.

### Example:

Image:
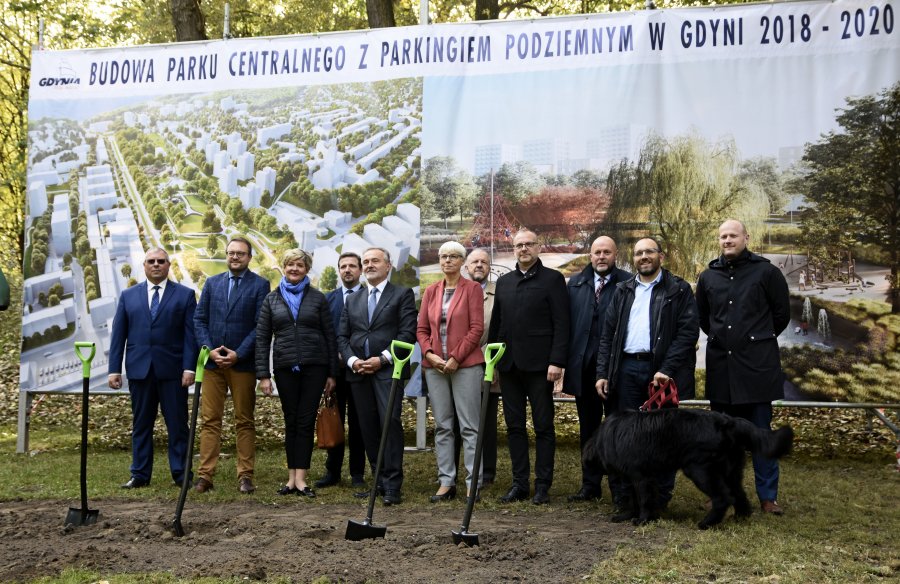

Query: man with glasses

[488,229,570,505]
[194,236,270,494]
[109,248,198,488]
[595,237,698,522]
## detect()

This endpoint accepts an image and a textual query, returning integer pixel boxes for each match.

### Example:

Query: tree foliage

[422,156,477,228]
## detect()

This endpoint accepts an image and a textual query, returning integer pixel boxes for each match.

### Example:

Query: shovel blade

[451,528,479,547]
[172,519,185,537]
[65,507,99,527]
[345,519,387,541]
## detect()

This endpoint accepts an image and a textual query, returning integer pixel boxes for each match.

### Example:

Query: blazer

[109,280,198,381]
[477,280,496,348]
[336,281,417,382]
[416,277,485,369]
[194,269,270,372]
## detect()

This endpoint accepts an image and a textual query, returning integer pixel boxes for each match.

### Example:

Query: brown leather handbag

[316,393,344,449]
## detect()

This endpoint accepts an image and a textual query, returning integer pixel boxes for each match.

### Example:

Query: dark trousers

[323,375,365,481]
[273,365,327,469]
[453,391,499,483]
[352,374,404,491]
[128,366,189,483]
[608,357,676,508]
[500,366,555,491]
[710,401,779,502]
[575,360,607,495]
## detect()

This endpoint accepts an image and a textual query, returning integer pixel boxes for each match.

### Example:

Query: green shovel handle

[194,346,211,383]
[389,340,415,380]
[74,342,96,379]
[483,342,506,383]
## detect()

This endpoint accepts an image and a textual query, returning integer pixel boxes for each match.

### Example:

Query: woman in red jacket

[417,241,485,501]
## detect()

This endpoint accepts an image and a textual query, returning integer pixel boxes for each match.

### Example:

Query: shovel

[172,345,211,537]
[66,342,100,527]
[345,340,414,541]
[452,342,506,547]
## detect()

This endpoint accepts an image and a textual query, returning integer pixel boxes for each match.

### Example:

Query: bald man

[696,219,790,516]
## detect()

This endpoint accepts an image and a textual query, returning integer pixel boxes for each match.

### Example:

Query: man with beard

[194,236,270,494]
[563,236,629,502]
[317,252,367,489]
[595,237,698,521]
[488,229,570,505]
[695,219,790,515]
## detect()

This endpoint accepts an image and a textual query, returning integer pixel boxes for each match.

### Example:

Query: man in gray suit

[337,247,417,506]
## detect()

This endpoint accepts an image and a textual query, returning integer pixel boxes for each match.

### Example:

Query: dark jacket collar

[709,249,769,270]
[514,257,544,279]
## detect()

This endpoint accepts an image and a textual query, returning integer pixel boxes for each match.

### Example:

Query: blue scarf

[279,275,310,320]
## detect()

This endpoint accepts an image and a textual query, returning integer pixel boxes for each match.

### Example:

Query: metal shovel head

[451,527,479,547]
[345,519,387,541]
[65,506,99,527]
[172,518,185,537]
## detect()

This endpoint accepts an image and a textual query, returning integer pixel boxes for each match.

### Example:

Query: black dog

[584,408,794,529]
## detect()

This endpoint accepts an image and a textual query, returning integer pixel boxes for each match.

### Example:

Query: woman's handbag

[316,393,344,449]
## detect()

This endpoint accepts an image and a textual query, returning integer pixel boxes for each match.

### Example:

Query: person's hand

[181,371,195,388]
[258,378,274,396]
[547,364,563,383]
[212,346,237,369]
[595,378,609,399]
[444,357,459,375]
[425,351,446,371]
[108,374,122,389]
[653,371,670,387]
[324,377,336,394]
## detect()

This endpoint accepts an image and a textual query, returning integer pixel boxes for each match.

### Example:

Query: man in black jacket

[563,235,628,502]
[595,237,699,520]
[696,219,790,516]
[488,229,570,505]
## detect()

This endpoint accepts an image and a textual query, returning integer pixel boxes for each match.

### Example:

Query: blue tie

[367,287,378,323]
[150,285,160,319]
[228,275,240,301]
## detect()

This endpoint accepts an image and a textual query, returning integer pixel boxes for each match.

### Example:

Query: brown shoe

[760,500,784,515]
[194,477,213,493]
[239,477,256,494]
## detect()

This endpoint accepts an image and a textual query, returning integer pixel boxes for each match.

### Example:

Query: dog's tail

[733,419,794,459]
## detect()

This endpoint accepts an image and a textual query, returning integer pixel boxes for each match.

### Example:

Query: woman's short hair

[438,240,466,258]
[281,248,312,270]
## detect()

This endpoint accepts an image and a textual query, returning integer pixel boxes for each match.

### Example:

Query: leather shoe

[297,486,316,498]
[239,477,256,494]
[568,487,601,502]
[121,477,149,489]
[194,478,213,493]
[314,474,340,489]
[610,506,638,523]
[499,486,529,503]
[351,476,366,488]
[382,490,402,506]
[429,486,457,503]
[354,486,384,499]
[276,485,298,495]
[532,487,550,505]
[760,500,784,515]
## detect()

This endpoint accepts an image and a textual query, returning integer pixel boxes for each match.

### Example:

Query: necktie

[228,275,240,301]
[150,285,160,319]
[368,287,378,322]
[594,277,606,306]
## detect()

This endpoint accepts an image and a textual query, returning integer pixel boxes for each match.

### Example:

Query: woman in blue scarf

[256,249,337,496]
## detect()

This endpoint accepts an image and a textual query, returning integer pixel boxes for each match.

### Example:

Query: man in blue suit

[316,252,366,489]
[109,248,198,488]
[193,236,270,494]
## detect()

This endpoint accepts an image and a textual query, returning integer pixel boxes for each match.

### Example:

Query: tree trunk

[367,0,396,28]
[169,0,207,41]
[475,0,500,20]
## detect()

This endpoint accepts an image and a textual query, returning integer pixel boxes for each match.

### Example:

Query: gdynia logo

[38,62,80,87]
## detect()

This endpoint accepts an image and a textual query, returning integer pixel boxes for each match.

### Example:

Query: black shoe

[276,485,299,495]
[351,476,367,488]
[382,490,402,506]
[610,507,638,523]
[297,487,316,498]
[429,486,457,503]
[532,487,550,505]
[354,486,384,499]
[314,474,340,489]
[121,477,149,489]
[499,486,529,503]
[568,487,601,502]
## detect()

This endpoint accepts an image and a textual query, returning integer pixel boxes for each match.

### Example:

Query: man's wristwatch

[379,355,388,368]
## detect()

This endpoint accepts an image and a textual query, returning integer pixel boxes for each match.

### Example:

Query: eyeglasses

[439,254,463,261]
[633,249,660,257]
[514,242,537,250]
[145,259,168,265]
[226,251,248,258]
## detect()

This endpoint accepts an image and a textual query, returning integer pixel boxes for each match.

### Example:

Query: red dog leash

[640,379,680,412]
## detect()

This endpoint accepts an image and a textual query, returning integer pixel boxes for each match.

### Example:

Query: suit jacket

[487,258,570,373]
[109,280,198,381]
[337,280,417,382]
[194,270,270,371]
[416,277,485,368]
[477,280,496,348]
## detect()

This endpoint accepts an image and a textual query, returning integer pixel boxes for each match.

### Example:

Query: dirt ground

[0,498,648,583]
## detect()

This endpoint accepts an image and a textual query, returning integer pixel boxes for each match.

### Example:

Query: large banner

[23,0,900,404]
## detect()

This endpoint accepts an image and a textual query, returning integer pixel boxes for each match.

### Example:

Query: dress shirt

[623,271,662,354]
[147,279,168,306]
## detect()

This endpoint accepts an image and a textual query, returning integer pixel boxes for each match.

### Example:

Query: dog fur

[583,408,794,529]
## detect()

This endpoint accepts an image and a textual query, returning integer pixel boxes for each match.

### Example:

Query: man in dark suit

[109,248,198,488]
[316,251,366,489]
[193,236,270,494]
[488,229,570,505]
[563,235,628,502]
[337,247,417,506]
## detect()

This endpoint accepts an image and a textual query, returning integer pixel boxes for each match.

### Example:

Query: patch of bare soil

[0,498,650,583]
